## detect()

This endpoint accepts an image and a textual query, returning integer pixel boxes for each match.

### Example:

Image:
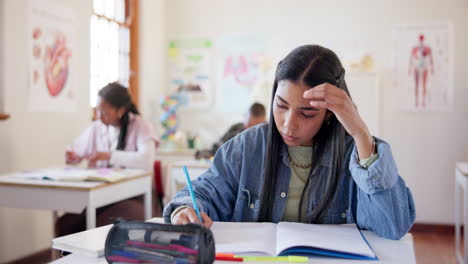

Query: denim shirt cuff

[163,195,205,223]
[349,138,399,195]
[170,205,190,223]
[359,152,379,169]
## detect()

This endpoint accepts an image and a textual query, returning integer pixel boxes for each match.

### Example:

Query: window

[90,0,139,107]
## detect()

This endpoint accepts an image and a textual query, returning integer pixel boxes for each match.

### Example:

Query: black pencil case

[104,219,215,264]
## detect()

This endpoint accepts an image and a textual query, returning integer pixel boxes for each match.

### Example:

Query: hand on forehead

[276,80,323,113]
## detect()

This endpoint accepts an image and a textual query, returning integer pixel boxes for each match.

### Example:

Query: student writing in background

[66,82,157,171]
[164,45,415,240]
[57,82,158,237]
[195,102,267,159]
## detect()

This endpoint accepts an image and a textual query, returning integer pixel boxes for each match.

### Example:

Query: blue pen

[183,166,203,223]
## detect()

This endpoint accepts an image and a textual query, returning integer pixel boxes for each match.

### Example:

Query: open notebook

[17,168,144,183]
[212,222,378,260]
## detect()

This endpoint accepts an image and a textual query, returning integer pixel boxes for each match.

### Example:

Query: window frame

[91,0,139,107]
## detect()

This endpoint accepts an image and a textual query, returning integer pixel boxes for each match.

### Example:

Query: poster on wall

[168,39,213,108]
[217,33,274,113]
[28,0,76,112]
[394,22,453,112]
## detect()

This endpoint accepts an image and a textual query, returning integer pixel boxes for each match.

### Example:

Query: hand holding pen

[172,207,213,228]
[172,166,213,228]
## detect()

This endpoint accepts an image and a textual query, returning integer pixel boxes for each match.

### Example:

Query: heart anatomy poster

[28,0,76,112]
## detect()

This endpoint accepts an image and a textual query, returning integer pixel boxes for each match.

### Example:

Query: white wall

[163,0,468,224]
[138,0,166,137]
[0,0,166,261]
[0,0,4,113]
[0,0,92,262]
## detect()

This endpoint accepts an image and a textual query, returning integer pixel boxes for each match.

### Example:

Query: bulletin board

[167,38,213,109]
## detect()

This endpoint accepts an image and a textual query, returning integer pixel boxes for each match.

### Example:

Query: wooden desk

[455,162,468,264]
[0,169,152,229]
[49,218,416,264]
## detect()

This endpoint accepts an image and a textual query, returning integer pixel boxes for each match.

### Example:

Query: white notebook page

[276,222,376,258]
[211,222,277,256]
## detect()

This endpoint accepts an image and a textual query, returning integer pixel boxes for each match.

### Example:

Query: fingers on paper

[201,213,213,228]
[173,207,200,225]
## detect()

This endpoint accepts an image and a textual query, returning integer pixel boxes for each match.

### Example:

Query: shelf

[0,113,10,120]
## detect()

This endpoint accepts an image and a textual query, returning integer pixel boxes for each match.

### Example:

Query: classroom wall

[0,0,3,113]
[138,0,167,137]
[0,0,166,262]
[163,0,468,224]
[0,0,93,262]
[1,0,467,262]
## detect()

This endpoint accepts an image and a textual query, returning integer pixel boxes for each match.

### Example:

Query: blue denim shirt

[163,124,416,240]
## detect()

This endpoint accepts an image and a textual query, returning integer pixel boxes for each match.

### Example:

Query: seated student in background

[66,82,156,170]
[57,82,157,237]
[195,102,266,159]
[164,45,415,240]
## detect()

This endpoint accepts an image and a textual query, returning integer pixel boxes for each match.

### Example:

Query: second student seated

[66,82,157,171]
[195,102,267,159]
[57,82,157,237]
[164,44,416,240]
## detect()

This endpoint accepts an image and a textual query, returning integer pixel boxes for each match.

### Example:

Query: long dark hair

[259,45,352,223]
[98,82,139,150]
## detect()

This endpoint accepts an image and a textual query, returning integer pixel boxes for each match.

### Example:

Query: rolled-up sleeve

[349,139,416,240]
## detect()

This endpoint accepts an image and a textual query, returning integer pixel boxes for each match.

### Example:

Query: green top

[282,145,313,222]
[281,143,379,222]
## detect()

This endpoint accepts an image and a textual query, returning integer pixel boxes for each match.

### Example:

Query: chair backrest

[153,160,164,196]
[168,160,211,201]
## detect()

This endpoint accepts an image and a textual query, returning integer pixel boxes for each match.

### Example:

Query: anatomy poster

[217,33,273,113]
[28,0,76,112]
[394,23,453,112]
[168,39,213,108]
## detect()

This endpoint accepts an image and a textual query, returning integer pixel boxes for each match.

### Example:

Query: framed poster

[394,22,453,112]
[168,39,213,108]
[28,0,77,112]
[217,33,273,113]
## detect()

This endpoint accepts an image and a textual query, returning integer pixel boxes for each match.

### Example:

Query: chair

[153,160,164,213]
[167,160,211,201]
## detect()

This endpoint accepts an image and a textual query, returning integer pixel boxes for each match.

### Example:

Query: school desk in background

[0,167,153,229]
[166,160,211,204]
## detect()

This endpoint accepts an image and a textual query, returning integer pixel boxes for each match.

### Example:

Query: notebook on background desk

[15,167,145,183]
[212,222,377,260]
